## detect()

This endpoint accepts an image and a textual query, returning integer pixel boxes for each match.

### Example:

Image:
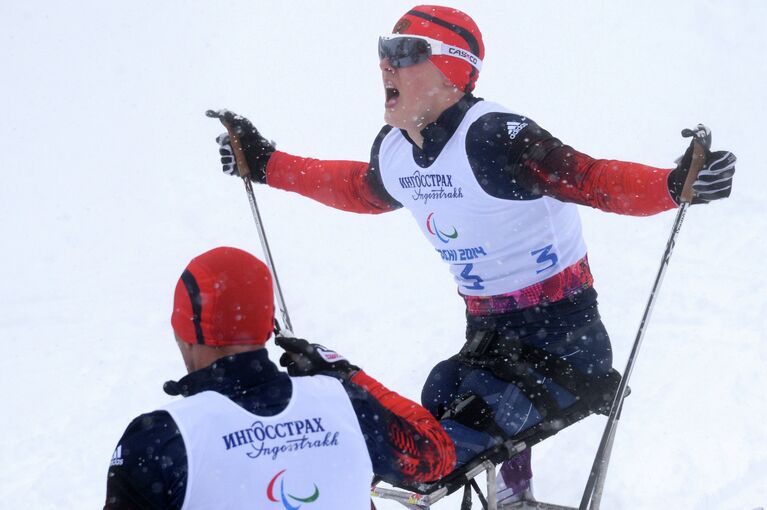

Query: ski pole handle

[680,140,706,204]
[679,124,712,204]
[205,109,252,179]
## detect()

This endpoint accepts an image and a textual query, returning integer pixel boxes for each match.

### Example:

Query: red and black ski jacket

[263,95,677,217]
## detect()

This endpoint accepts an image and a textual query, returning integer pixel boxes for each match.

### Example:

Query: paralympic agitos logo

[426,212,458,243]
[267,469,320,509]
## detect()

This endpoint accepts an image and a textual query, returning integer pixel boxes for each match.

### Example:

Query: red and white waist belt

[463,256,594,316]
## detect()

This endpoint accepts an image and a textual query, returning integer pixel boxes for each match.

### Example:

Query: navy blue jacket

[104,349,454,509]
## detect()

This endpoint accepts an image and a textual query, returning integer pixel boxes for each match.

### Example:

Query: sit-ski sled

[371,368,625,510]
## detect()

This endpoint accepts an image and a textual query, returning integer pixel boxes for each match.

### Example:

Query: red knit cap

[171,247,274,347]
[393,5,484,93]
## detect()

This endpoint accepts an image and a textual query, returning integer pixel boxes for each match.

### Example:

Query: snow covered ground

[1,1,765,508]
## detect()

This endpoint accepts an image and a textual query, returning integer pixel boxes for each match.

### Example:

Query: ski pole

[206,110,294,336]
[578,126,710,510]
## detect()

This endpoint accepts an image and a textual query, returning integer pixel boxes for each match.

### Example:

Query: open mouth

[385,86,399,107]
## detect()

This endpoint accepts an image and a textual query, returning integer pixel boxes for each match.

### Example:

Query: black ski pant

[421,287,613,465]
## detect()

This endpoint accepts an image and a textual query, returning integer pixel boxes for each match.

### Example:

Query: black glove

[668,124,736,204]
[206,109,275,183]
[275,335,360,380]
[215,133,237,176]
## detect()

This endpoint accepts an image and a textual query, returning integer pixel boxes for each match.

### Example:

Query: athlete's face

[380,57,455,133]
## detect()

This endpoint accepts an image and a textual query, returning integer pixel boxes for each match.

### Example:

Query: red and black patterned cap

[171,247,274,347]
[393,5,484,93]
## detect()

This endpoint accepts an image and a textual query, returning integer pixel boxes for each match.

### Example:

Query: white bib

[379,101,587,296]
[161,376,373,510]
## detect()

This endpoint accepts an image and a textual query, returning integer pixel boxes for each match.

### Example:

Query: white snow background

[1,1,765,509]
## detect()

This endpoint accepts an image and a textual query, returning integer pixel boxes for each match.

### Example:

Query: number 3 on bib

[460,263,485,290]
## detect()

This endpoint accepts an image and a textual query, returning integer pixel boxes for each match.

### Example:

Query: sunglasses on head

[378,34,482,70]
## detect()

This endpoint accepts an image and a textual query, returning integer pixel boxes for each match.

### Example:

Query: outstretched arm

[476,116,733,215]
[516,129,734,214]
[209,110,402,214]
[265,151,400,214]
[518,138,677,216]
[466,113,677,215]
[276,337,456,484]
[264,125,402,214]
[345,370,456,484]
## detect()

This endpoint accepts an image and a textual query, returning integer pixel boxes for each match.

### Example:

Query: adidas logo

[110,445,124,467]
[506,121,529,140]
